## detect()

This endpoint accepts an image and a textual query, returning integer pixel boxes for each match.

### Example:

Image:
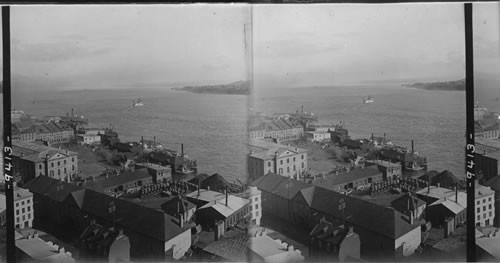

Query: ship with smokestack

[136,136,198,182]
[374,139,428,178]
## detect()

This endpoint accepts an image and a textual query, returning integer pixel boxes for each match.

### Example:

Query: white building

[235,186,262,226]
[476,184,496,226]
[305,131,331,143]
[77,134,101,145]
[248,140,308,180]
[0,187,34,229]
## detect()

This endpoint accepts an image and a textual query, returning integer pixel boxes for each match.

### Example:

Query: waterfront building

[12,141,78,183]
[77,134,101,145]
[309,124,337,133]
[135,163,172,183]
[312,166,384,193]
[234,186,262,226]
[364,160,402,181]
[12,123,36,143]
[0,187,33,229]
[249,119,304,142]
[306,131,331,143]
[330,127,349,144]
[475,119,500,140]
[248,140,308,180]
[25,176,194,261]
[82,168,153,195]
[34,122,74,145]
[186,189,250,230]
[475,183,495,226]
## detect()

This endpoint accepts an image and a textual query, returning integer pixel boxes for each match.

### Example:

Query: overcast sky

[474,2,500,77]
[10,5,250,90]
[253,4,466,87]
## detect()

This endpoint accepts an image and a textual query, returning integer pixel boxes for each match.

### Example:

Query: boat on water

[133,98,144,107]
[406,161,425,171]
[363,96,374,104]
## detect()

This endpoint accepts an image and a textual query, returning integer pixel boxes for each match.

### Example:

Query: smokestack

[154,136,156,146]
[274,152,278,174]
[141,136,144,145]
[301,105,304,113]
[371,133,374,143]
[384,133,386,143]
[181,144,184,157]
[71,108,74,116]
[427,174,430,193]
[225,186,228,206]
[411,140,414,153]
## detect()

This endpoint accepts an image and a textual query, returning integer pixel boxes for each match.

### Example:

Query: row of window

[39,158,76,169]
[15,199,31,207]
[476,197,493,205]
[477,211,493,221]
[15,206,31,215]
[16,214,31,223]
[476,204,493,213]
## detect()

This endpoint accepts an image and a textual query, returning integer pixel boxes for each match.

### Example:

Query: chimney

[274,152,278,174]
[427,174,430,193]
[154,136,156,145]
[411,140,414,154]
[225,186,228,206]
[455,183,458,204]
[181,144,184,157]
[71,108,74,116]
[141,136,144,145]
[178,213,184,228]
[383,133,386,143]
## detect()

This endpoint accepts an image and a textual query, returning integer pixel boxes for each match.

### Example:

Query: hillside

[173,80,250,95]
[402,79,465,91]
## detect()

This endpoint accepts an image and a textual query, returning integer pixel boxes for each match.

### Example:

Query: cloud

[255,37,345,58]
[13,41,112,62]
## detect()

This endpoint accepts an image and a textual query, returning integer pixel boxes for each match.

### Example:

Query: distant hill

[173,80,250,95]
[402,79,465,91]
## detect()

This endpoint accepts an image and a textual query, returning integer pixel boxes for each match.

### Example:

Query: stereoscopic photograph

[0,2,486,263]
